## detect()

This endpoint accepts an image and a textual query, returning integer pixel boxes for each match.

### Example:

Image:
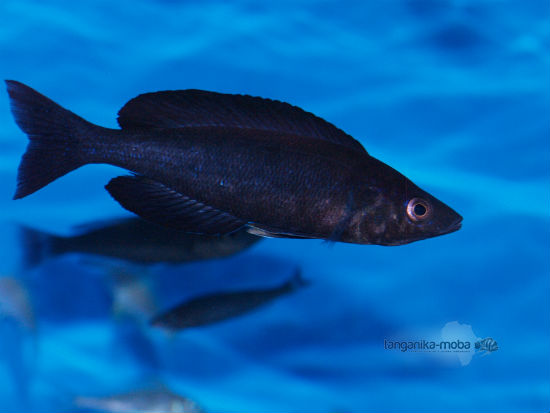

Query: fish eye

[406,198,431,221]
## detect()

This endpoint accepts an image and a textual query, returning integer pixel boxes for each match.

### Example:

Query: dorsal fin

[117,89,366,153]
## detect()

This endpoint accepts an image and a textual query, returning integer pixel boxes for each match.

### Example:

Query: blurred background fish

[151,269,308,331]
[104,264,158,321]
[0,276,35,331]
[89,263,162,374]
[0,276,37,410]
[75,387,204,413]
[20,218,261,267]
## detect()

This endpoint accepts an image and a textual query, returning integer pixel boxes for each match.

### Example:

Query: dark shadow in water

[405,0,451,18]
[427,22,487,52]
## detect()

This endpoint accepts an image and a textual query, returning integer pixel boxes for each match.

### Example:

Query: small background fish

[151,269,308,331]
[0,276,35,331]
[75,387,204,413]
[20,218,261,267]
[0,276,37,409]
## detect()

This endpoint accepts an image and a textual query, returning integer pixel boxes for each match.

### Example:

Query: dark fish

[75,388,204,413]
[6,81,462,245]
[151,269,308,330]
[21,218,260,266]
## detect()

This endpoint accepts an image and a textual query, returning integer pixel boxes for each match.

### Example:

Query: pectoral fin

[105,175,245,235]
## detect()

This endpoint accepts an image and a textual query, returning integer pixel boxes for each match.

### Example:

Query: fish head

[350,159,462,245]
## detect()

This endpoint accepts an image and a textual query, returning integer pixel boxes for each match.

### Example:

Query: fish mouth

[378,215,463,246]
[439,216,463,236]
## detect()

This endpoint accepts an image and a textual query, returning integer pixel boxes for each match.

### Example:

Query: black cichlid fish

[21,218,260,266]
[6,81,462,245]
[151,269,308,330]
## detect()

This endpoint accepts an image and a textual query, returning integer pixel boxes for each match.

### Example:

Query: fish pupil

[414,203,427,217]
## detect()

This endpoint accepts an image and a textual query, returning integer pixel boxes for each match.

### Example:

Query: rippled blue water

[0,1,549,411]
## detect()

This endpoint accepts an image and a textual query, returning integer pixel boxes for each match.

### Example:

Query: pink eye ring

[407,198,431,221]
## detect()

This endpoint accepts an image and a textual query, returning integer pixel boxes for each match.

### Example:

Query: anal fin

[105,175,245,235]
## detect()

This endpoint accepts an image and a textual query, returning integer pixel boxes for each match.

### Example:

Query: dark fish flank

[5,80,462,245]
[95,127,360,237]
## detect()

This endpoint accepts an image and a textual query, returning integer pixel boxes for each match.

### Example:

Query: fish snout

[448,214,463,232]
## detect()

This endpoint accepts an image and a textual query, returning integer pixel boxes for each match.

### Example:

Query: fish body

[151,269,308,330]
[104,127,360,239]
[6,81,462,245]
[21,218,260,266]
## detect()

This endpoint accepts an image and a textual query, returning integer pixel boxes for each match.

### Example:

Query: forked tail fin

[19,225,66,268]
[6,80,93,199]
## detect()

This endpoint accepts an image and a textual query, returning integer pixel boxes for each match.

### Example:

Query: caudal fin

[19,226,65,268]
[6,80,92,199]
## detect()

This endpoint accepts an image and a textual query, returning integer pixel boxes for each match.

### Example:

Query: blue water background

[0,0,549,411]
